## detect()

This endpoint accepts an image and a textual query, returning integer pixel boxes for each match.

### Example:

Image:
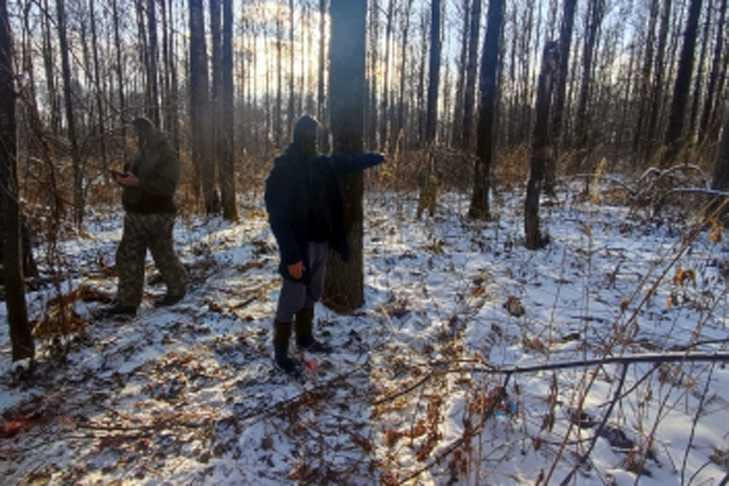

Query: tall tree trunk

[397,0,414,150]
[89,0,108,174]
[112,0,126,150]
[210,0,223,211]
[368,0,379,149]
[275,5,283,146]
[632,0,659,157]
[689,0,712,140]
[56,0,84,227]
[468,0,503,220]
[189,0,216,213]
[701,0,727,141]
[323,0,368,313]
[575,0,606,153]
[711,113,729,192]
[417,7,428,145]
[664,0,703,163]
[288,0,295,137]
[452,0,470,148]
[41,0,60,135]
[147,0,160,125]
[425,0,441,143]
[525,41,559,250]
[646,0,672,156]
[317,0,329,152]
[381,0,395,151]
[220,0,237,221]
[1,0,34,361]
[167,0,180,154]
[461,0,483,150]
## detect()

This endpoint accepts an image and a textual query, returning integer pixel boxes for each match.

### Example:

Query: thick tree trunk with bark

[1,0,34,361]
[189,0,217,213]
[545,0,577,193]
[452,0,470,148]
[461,0,482,150]
[146,0,160,126]
[664,0,703,163]
[220,0,237,221]
[525,42,559,250]
[425,0,441,143]
[701,0,727,141]
[468,0,504,220]
[323,0,367,313]
[56,0,84,227]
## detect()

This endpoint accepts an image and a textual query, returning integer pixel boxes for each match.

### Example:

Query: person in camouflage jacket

[100,117,188,319]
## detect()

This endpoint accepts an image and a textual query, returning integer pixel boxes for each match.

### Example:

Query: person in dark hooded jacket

[265,115,384,374]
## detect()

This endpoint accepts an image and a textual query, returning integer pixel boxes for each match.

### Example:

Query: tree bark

[288,0,295,137]
[56,0,84,227]
[689,0,712,139]
[425,0,441,143]
[701,0,727,141]
[89,0,108,174]
[397,0,414,150]
[220,0,237,221]
[1,0,34,361]
[147,0,160,125]
[189,0,217,213]
[664,0,703,163]
[646,0,672,156]
[461,0,482,150]
[468,0,503,220]
[381,0,395,151]
[323,0,367,313]
[525,41,559,250]
[451,0,470,148]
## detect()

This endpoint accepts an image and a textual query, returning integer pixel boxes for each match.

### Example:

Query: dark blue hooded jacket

[264,146,383,281]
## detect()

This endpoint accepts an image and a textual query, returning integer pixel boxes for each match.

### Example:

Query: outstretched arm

[327,152,385,175]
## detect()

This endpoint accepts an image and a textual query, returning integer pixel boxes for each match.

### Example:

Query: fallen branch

[462,352,729,376]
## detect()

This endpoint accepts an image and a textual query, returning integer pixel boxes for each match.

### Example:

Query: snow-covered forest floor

[1,186,729,485]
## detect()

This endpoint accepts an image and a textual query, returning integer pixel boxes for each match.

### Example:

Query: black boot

[295,308,332,353]
[273,321,301,376]
[96,303,137,321]
[154,293,185,307]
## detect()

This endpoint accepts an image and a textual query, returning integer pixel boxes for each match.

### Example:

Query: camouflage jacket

[122,133,180,214]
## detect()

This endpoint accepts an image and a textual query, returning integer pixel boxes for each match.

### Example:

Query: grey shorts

[276,242,329,322]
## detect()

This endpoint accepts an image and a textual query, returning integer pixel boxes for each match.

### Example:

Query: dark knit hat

[292,115,319,146]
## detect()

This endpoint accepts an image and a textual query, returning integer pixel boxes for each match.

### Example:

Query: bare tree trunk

[711,113,729,192]
[575,0,606,153]
[56,0,84,227]
[545,0,577,193]
[632,0,659,157]
[189,0,217,213]
[210,0,223,210]
[89,0,108,174]
[468,0,503,220]
[317,0,329,152]
[147,0,160,125]
[397,0,414,150]
[368,0,379,149]
[664,0,703,163]
[689,0,712,140]
[380,0,395,151]
[167,0,180,154]
[452,0,470,148]
[417,8,428,145]
[1,0,34,361]
[461,0,482,150]
[220,0,237,221]
[646,0,672,156]
[41,0,60,135]
[288,0,295,137]
[525,42,559,250]
[275,4,283,147]
[112,0,126,149]
[701,0,727,141]
[425,0,441,143]
[323,0,367,313]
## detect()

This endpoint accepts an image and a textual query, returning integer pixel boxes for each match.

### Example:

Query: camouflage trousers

[115,212,187,308]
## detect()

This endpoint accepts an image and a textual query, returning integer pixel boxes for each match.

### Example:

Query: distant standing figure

[99,117,188,319]
[265,115,384,375]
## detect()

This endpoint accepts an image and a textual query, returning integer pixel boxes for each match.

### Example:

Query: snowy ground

[1,187,728,485]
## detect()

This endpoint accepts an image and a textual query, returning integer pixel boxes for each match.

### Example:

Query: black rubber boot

[96,303,137,321]
[154,293,185,307]
[295,308,332,353]
[273,321,301,376]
